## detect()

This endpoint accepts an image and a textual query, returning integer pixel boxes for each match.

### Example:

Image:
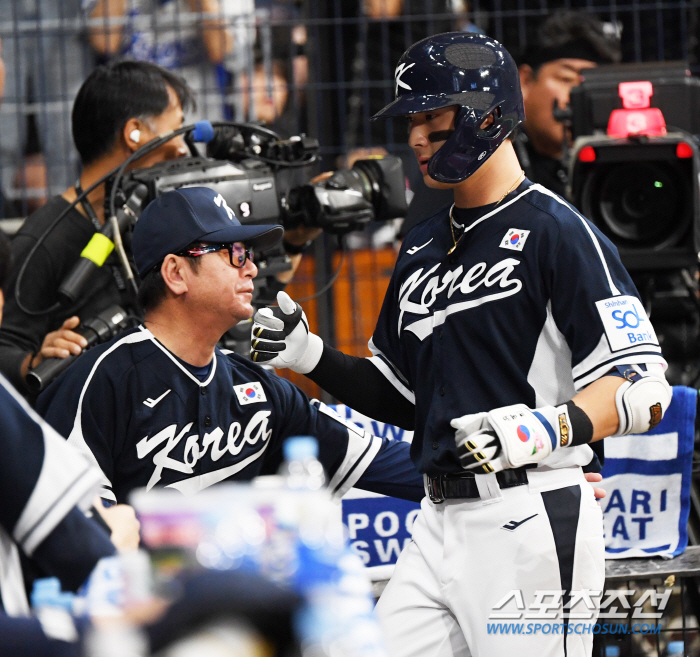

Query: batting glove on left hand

[250,292,324,373]
[453,403,574,473]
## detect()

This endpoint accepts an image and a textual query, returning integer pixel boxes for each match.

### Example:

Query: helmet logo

[478,151,487,161]
[395,62,416,95]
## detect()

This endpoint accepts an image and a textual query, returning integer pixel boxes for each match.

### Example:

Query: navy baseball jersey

[37,326,423,504]
[369,181,667,476]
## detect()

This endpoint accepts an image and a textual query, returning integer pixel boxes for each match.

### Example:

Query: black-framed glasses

[177,242,254,268]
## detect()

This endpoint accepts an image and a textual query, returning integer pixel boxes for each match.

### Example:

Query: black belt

[426,468,529,503]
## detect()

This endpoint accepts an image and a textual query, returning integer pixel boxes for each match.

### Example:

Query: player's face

[407,106,458,189]
[130,86,188,168]
[519,58,596,158]
[188,246,259,326]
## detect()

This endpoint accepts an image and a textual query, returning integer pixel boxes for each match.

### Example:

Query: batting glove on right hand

[250,291,324,373]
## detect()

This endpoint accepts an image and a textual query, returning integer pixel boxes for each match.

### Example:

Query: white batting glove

[250,291,324,373]
[452,403,574,473]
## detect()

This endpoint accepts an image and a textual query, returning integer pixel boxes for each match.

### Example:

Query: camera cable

[15,122,213,316]
[295,237,346,303]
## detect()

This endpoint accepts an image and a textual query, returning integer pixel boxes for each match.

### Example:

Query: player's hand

[32,316,87,366]
[584,472,606,500]
[452,404,555,473]
[250,291,324,373]
[93,497,141,552]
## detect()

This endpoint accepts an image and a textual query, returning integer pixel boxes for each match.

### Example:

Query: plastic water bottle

[667,641,684,656]
[278,436,326,490]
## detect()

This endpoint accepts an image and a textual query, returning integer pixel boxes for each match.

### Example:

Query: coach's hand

[452,404,558,473]
[250,291,324,373]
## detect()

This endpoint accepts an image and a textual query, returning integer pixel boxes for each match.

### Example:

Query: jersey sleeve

[367,253,416,404]
[266,375,422,500]
[38,358,121,503]
[547,202,666,390]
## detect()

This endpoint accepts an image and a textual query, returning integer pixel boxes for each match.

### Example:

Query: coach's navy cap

[132,186,284,277]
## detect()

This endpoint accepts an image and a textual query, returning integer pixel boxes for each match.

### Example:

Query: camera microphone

[57,184,148,307]
[26,305,130,393]
[191,120,215,143]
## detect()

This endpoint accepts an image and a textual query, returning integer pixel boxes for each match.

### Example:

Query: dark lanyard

[74,178,102,231]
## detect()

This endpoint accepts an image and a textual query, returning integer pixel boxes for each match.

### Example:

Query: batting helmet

[372,32,525,183]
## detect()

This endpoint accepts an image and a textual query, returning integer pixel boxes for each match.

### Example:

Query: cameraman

[515,10,621,196]
[0,60,195,395]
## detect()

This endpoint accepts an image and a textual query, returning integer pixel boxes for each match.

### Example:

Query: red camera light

[607,81,667,138]
[676,142,694,158]
[578,146,596,162]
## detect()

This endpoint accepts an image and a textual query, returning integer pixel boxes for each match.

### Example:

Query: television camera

[567,62,700,387]
[26,121,408,390]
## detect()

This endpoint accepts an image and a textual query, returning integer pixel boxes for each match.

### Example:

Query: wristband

[564,400,594,446]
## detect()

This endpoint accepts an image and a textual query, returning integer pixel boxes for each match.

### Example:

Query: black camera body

[569,133,700,271]
[124,123,408,235]
[568,62,700,272]
[126,157,282,225]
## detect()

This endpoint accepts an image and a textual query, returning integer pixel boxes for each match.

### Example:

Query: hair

[0,229,12,292]
[72,60,196,166]
[138,252,200,313]
[519,11,622,72]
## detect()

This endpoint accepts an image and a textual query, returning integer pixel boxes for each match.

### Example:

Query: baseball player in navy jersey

[36,186,424,506]
[249,33,671,657]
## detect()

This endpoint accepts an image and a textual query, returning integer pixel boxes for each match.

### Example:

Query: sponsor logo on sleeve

[558,413,570,447]
[500,229,530,252]
[234,381,267,405]
[595,295,659,352]
[649,403,662,430]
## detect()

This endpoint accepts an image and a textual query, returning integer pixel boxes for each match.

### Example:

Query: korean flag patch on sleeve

[234,381,267,405]
[500,229,530,251]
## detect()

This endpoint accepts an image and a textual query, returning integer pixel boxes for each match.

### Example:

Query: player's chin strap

[454,367,672,473]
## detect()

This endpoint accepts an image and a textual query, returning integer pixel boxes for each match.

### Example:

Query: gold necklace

[447,170,525,255]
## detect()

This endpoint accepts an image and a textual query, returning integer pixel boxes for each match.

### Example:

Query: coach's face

[186,247,258,328]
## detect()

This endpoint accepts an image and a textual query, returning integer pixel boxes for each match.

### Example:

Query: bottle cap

[284,436,318,461]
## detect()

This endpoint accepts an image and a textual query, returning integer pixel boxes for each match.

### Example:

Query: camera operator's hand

[251,291,324,373]
[21,316,87,378]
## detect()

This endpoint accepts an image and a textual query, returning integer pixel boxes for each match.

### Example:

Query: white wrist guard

[612,367,672,436]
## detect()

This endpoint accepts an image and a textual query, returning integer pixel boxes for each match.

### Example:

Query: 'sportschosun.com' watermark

[487,622,661,636]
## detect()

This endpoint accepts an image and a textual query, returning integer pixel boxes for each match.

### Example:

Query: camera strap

[75,178,127,293]
[74,178,102,231]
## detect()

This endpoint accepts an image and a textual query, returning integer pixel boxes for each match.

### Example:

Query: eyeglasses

[177,242,254,268]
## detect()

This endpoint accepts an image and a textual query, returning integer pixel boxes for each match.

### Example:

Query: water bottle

[278,436,326,490]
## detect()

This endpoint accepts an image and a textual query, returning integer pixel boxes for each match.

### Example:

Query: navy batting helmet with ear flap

[371,32,525,184]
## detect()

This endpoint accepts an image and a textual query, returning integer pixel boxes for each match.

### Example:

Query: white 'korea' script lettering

[398,258,523,341]
[136,410,272,490]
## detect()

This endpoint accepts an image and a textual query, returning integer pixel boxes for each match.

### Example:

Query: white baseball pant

[375,466,605,657]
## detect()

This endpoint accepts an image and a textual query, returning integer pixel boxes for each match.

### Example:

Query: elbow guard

[613,366,672,436]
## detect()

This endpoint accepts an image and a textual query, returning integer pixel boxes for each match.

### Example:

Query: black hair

[72,60,196,166]
[0,229,12,293]
[519,11,621,71]
[138,253,200,313]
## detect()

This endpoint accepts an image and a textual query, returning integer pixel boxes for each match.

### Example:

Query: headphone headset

[129,129,141,144]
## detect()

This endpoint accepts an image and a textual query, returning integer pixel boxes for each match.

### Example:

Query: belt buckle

[427,475,445,504]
